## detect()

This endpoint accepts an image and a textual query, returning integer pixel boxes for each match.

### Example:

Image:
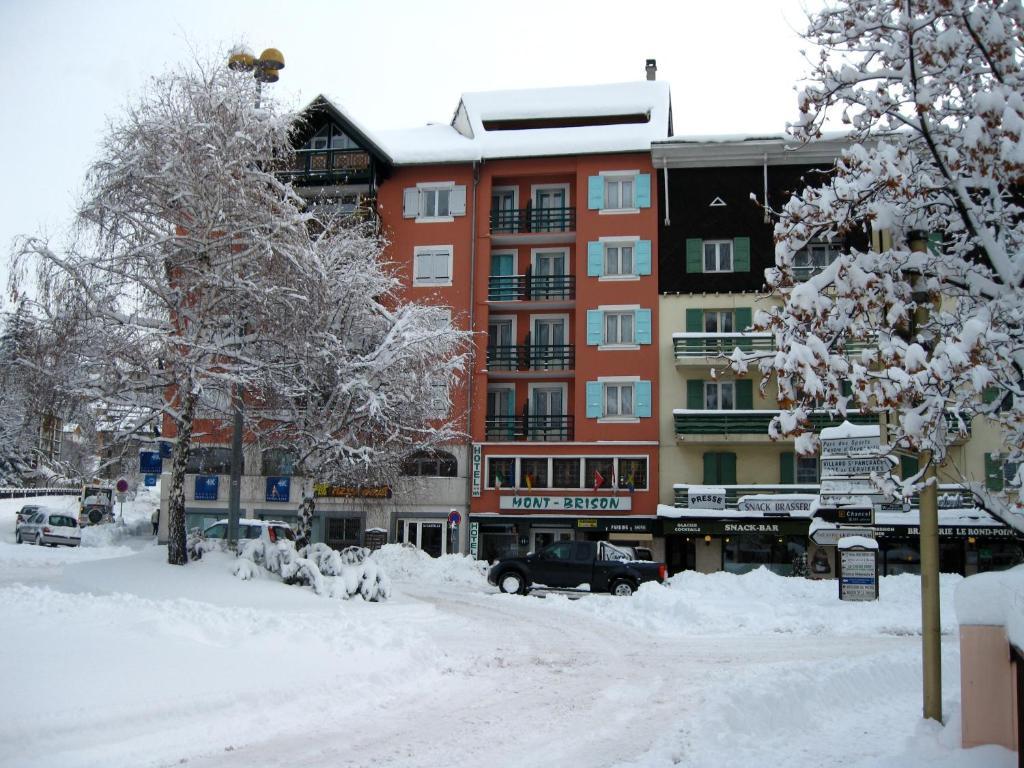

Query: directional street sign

[821,456,895,478]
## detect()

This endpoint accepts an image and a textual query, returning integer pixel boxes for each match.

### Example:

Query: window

[617,458,647,490]
[306,124,358,151]
[604,383,634,417]
[604,243,635,276]
[552,458,581,488]
[794,241,840,276]
[187,447,236,475]
[585,458,615,489]
[420,187,451,218]
[326,517,362,549]
[703,452,737,485]
[488,457,516,488]
[520,458,548,489]
[796,457,820,484]
[604,312,634,345]
[704,381,735,410]
[413,246,452,286]
[703,311,734,334]
[604,176,635,210]
[703,240,733,272]
[261,448,296,476]
[429,381,450,417]
[402,451,458,478]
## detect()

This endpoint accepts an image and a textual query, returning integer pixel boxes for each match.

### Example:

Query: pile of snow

[955,565,1024,645]
[80,520,148,547]
[541,567,962,637]
[371,543,490,588]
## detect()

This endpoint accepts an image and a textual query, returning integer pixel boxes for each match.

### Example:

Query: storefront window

[479,524,518,562]
[520,458,548,489]
[881,540,920,575]
[585,458,614,488]
[488,457,516,488]
[977,539,1024,572]
[724,535,806,576]
[552,458,580,488]
[618,458,647,490]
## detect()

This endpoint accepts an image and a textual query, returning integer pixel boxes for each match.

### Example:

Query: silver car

[16,510,82,547]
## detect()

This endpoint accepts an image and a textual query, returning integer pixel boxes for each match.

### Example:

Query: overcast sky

[0,0,818,302]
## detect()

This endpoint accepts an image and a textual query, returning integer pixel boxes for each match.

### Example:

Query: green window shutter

[928,232,942,256]
[635,309,652,344]
[586,310,604,345]
[983,386,998,404]
[585,382,603,418]
[587,176,604,209]
[636,240,652,275]
[687,380,704,410]
[686,239,703,273]
[587,241,603,277]
[635,173,651,208]
[985,453,1004,491]
[703,453,719,484]
[736,379,754,410]
[780,452,795,483]
[733,237,751,272]
[900,455,920,480]
[841,380,853,397]
[685,308,703,351]
[721,453,737,484]
[636,381,652,417]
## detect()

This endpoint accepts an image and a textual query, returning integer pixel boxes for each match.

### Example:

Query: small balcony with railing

[671,483,974,511]
[489,206,576,246]
[673,333,878,365]
[484,413,573,442]
[282,148,374,186]
[673,409,878,442]
[487,268,575,307]
[486,342,575,379]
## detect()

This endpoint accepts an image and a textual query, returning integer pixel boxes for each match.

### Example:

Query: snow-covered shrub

[187,529,226,562]
[234,539,390,601]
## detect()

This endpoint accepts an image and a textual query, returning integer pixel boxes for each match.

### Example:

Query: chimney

[645,59,657,81]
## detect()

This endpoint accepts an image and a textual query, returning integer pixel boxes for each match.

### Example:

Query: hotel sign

[471,444,482,497]
[499,495,632,511]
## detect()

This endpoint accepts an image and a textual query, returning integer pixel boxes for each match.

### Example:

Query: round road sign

[448,510,462,526]
[115,477,129,493]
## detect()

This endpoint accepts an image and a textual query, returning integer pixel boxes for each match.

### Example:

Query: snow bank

[371,543,490,589]
[954,565,1024,647]
[543,567,962,637]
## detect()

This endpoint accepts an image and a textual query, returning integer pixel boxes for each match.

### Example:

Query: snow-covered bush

[371,543,490,589]
[186,529,225,562]
[235,539,390,601]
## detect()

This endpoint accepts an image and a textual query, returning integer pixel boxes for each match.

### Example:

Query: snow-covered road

[0,494,1013,768]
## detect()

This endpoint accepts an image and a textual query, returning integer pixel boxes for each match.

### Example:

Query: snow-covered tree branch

[739,0,1023,529]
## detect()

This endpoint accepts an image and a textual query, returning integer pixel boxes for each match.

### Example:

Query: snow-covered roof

[376,80,672,164]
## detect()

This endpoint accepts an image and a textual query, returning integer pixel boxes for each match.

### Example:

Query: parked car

[16,510,82,547]
[79,484,114,526]
[488,540,667,597]
[202,519,295,547]
[15,504,42,530]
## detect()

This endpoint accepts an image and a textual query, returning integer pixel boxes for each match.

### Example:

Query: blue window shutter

[586,310,604,345]
[635,173,651,208]
[636,381,652,417]
[587,241,603,276]
[587,176,604,209]
[586,382,603,418]
[635,309,652,344]
[636,240,652,275]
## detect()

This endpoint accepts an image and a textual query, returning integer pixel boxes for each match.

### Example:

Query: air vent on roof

[482,112,651,131]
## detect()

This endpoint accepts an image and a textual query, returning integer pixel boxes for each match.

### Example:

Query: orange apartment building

[375,72,672,560]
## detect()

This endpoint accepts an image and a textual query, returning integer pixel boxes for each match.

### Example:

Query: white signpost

[838,537,879,601]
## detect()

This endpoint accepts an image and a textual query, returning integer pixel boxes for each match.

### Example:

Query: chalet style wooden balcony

[673,409,877,441]
[487,273,575,304]
[282,148,373,184]
[485,414,573,442]
[486,344,575,375]
[489,207,576,245]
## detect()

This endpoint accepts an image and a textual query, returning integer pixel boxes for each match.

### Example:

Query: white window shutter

[403,188,420,218]
[450,185,467,216]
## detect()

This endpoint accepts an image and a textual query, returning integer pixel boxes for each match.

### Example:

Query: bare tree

[12,59,466,563]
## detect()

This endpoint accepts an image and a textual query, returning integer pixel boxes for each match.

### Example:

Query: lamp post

[223,45,284,550]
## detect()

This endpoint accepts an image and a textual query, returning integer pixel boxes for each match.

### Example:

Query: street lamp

[223,45,284,550]
[228,45,285,109]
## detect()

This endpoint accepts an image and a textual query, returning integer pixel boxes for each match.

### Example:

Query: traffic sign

[115,477,129,493]
[448,510,462,526]
[821,456,894,477]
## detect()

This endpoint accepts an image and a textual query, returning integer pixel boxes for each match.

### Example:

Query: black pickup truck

[488,540,667,596]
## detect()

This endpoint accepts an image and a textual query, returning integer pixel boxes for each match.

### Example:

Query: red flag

[593,470,605,492]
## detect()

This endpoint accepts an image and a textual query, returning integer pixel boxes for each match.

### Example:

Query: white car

[202,519,295,546]
[16,510,82,547]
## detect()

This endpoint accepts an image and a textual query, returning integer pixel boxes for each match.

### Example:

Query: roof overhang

[652,135,855,169]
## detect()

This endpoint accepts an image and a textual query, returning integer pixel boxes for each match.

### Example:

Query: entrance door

[488,318,515,371]
[532,317,565,370]
[531,386,564,440]
[490,251,516,301]
[666,536,697,575]
[487,387,515,440]
[533,188,567,232]
[491,189,517,232]
[531,527,573,553]
[532,251,566,299]
[400,520,447,557]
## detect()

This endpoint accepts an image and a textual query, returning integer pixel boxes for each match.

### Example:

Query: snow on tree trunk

[166,389,196,566]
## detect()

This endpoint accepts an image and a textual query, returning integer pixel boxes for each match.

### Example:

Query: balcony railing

[673,409,876,438]
[673,333,878,361]
[282,149,373,183]
[485,415,573,442]
[487,344,575,372]
[488,274,575,302]
[490,207,576,234]
[672,483,974,511]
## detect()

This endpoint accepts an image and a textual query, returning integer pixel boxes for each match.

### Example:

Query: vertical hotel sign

[471,443,482,497]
